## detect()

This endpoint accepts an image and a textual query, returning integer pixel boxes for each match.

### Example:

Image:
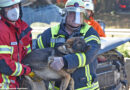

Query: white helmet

[65,0,85,13]
[0,0,21,10]
[84,1,94,12]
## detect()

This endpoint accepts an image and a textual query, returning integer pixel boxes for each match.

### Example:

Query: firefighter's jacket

[0,16,32,88]
[85,16,106,37]
[36,23,101,89]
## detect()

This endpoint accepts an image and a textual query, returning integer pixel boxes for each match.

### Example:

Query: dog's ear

[72,39,84,53]
[72,38,91,53]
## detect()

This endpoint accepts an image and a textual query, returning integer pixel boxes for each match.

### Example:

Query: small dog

[20,37,91,90]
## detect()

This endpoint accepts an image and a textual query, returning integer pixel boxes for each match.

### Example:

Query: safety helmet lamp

[0,0,21,10]
[65,0,85,24]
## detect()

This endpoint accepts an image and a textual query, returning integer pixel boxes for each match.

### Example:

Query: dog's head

[57,37,91,54]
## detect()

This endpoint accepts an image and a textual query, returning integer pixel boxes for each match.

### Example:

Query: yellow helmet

[0,0,21,9]
[65,0,85,13]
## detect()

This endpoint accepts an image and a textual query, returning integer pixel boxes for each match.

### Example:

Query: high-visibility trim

[51,38,65,44]
[85,65,92,86]
[50,37,65,47]
[51,24,66,47]
[48,82,53,90]
[57,35,65,38]
[84,35,100,44]
[76,81,99,90]
[50,38,55,48]
[51,24,60,48]
[11,62,22,76]
[1,74,10,89]
[50,23,91,48]
[76,53,86,67]
[51,24,60,38]
[0,45,13,54]
[54,86,59,90]
[80,23,91,37]
[37,36,44,48]
[26,44,31,54]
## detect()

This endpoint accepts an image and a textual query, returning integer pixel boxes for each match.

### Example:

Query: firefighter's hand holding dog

[50,57,64,71]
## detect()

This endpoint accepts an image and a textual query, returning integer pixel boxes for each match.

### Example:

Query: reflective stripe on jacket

[0,16,32,88]
[36,23,100,89]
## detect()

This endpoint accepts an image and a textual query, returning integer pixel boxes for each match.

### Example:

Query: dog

[20,37,91,90]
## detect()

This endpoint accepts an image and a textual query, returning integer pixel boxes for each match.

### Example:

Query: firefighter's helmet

[84,1,94,12]
[0,0,21,10]
[65,0,85,13]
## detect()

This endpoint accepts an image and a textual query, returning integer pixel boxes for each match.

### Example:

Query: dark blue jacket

[36,23,101,89]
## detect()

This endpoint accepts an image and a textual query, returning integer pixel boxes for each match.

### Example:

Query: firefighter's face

[86,9,92,17]
[4,4,20,21]
[66,11,84,28]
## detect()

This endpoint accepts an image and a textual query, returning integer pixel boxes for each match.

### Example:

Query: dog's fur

[19,37,90,90]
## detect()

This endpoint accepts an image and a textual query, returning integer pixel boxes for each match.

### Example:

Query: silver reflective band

[10,80,15,83]
[14,63,21,76]
[38,36,43,48]
[2,74,9,89]
[50,38,55,43]
[27,47,31,51]
[51,38,65,43]
[85,35,100,43]
[79,53,85,66]
[0,47,13,53]
[86,82,99,90]
[86,65,91,86]
[80,36,84,39]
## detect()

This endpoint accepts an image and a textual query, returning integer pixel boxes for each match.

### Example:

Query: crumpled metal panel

[98,37,130,55]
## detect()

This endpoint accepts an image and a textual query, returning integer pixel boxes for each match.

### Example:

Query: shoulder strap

[50,24,60,47]
[51,24,60,39]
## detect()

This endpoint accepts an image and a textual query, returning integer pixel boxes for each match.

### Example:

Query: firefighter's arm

[27,27,32,50]
[36,28,51,49]
[24,26,32,54]
[95,21,106,37]
[0,34,31,76]
[0,56,31,76]
[63,28,101,69]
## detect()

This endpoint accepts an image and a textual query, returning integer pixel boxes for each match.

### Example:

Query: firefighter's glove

[28,72,35,78]
[50,57,64,71]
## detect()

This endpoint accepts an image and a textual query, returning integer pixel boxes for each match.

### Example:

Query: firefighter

[0,0,34,89]
[36,0,100,89]
[84,1,106,37]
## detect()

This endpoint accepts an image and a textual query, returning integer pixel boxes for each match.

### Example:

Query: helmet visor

[67,11,84,25]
